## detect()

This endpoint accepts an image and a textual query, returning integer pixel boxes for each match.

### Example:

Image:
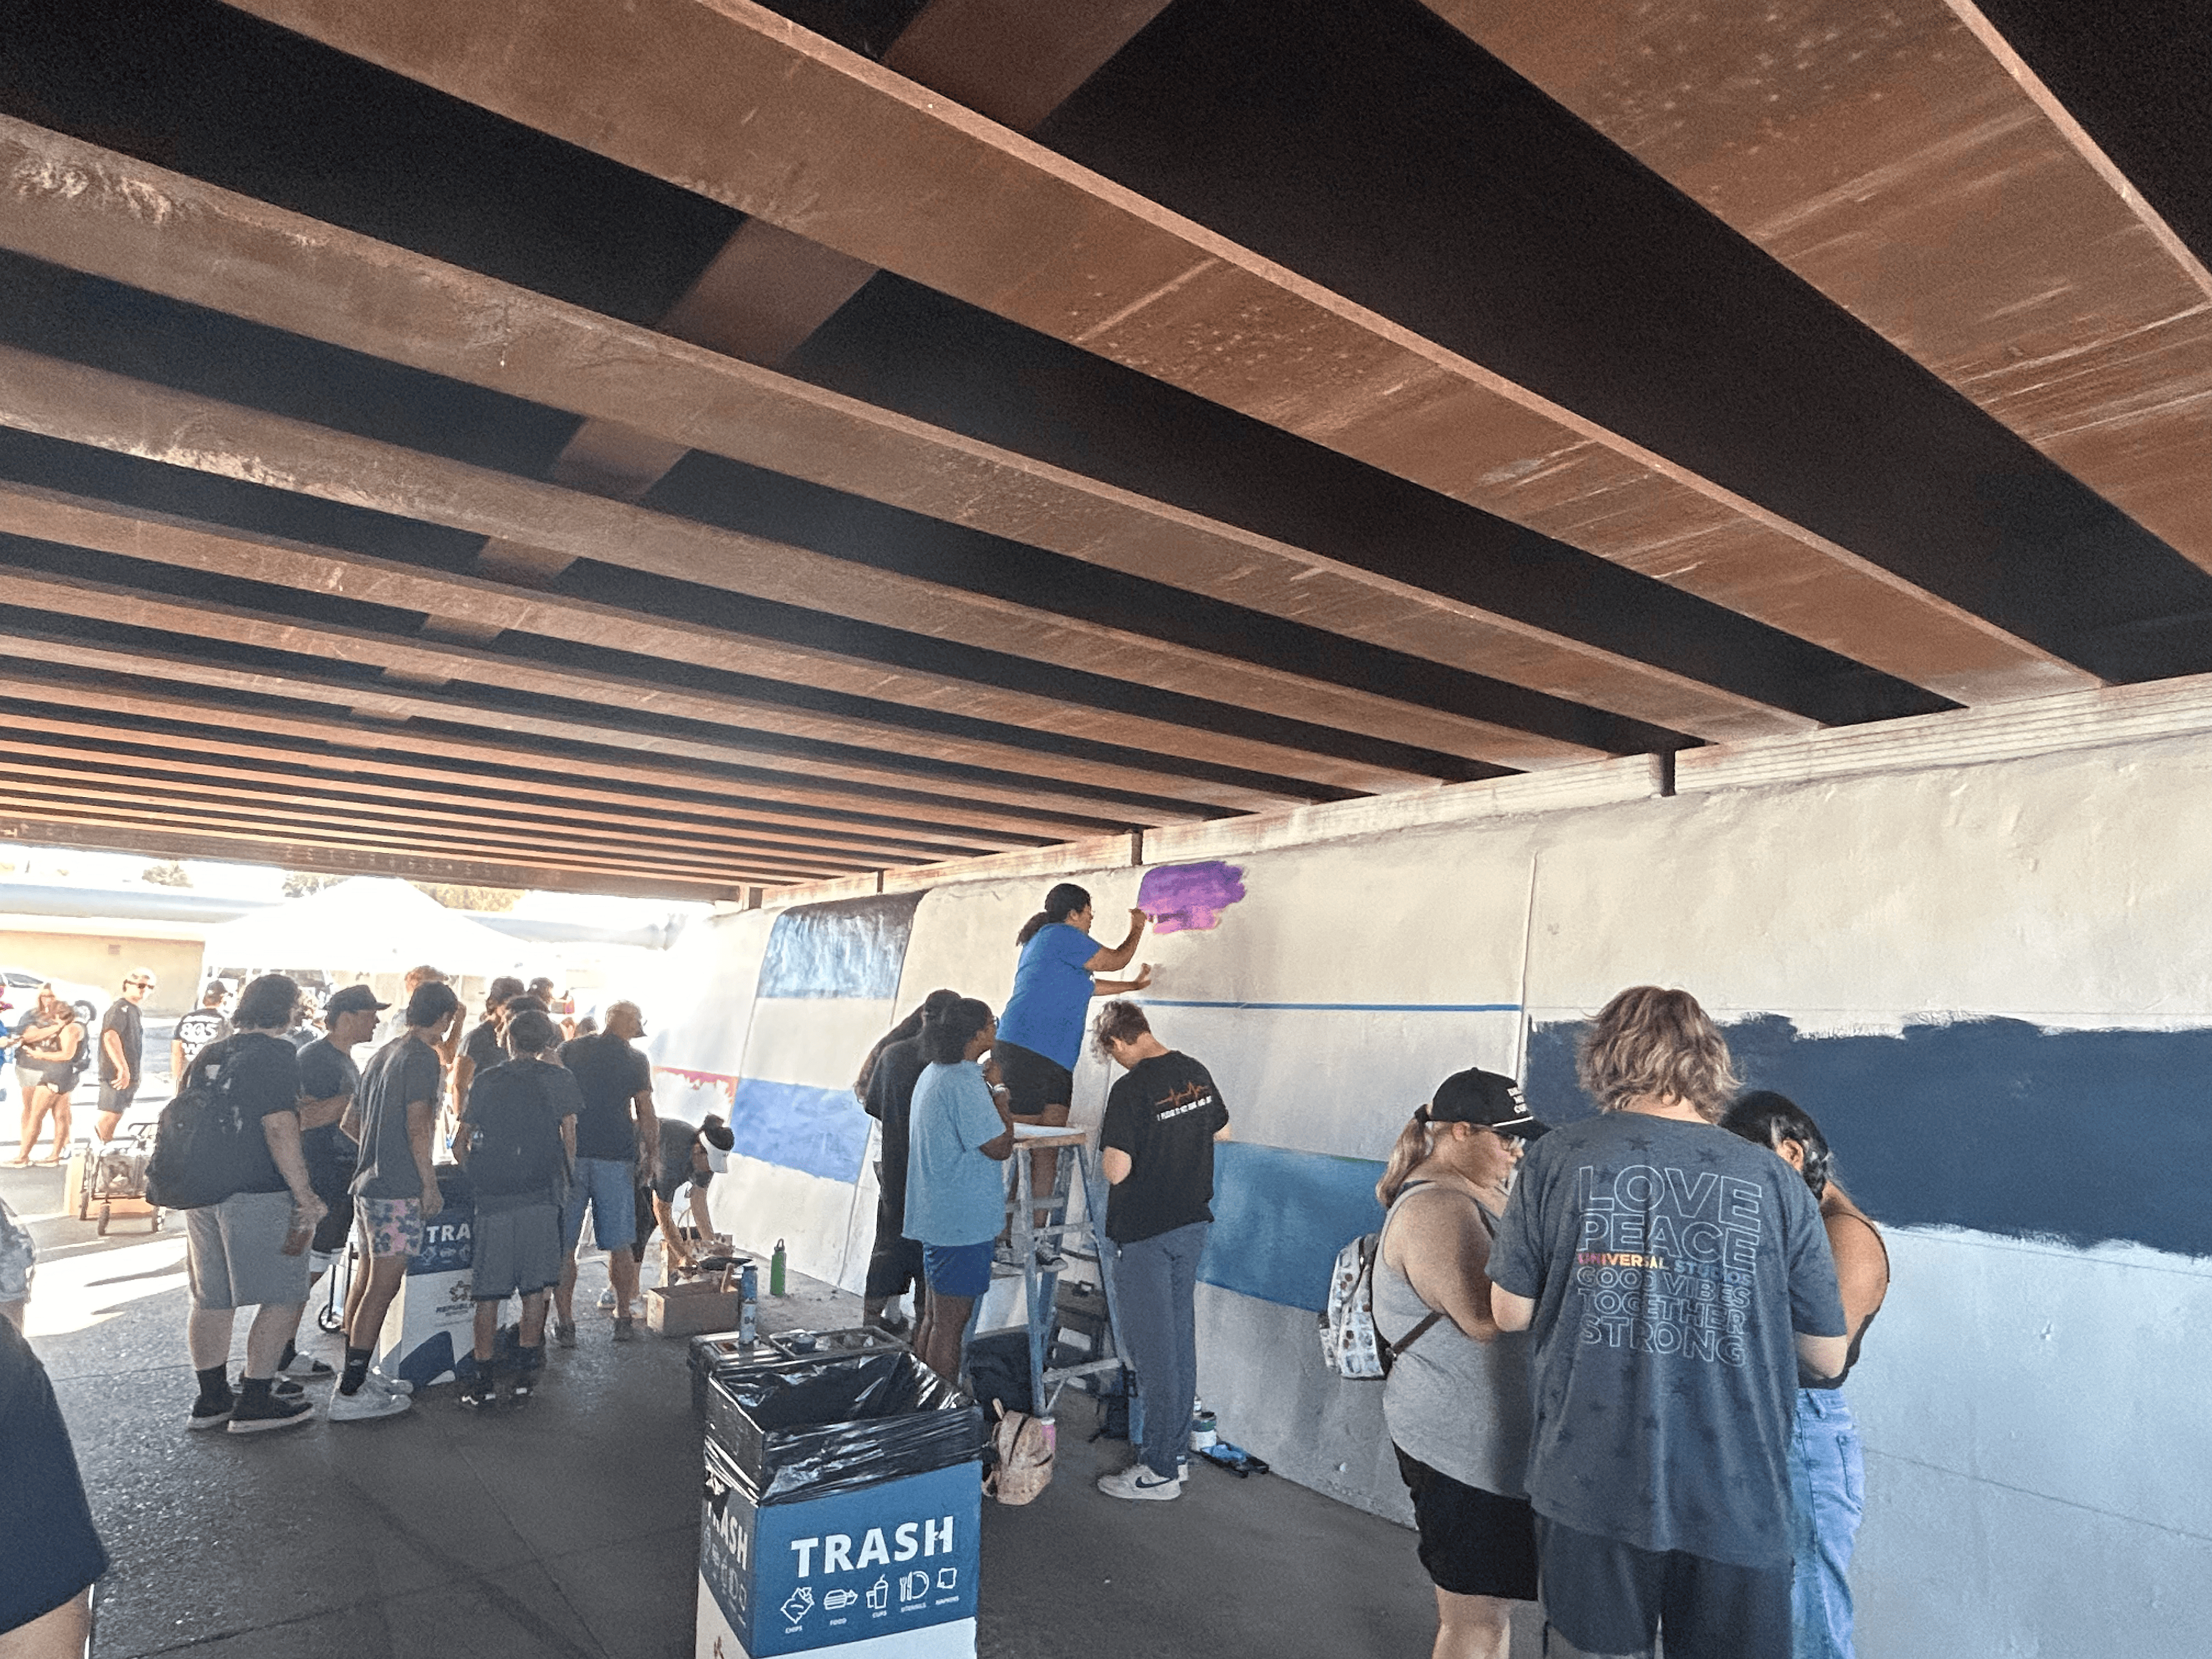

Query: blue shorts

[921,1241,994,1299]
[559,1157,637,1253]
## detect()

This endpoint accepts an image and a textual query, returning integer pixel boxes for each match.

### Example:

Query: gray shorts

[185,1190,311,1311]
[471,1201,563,1302]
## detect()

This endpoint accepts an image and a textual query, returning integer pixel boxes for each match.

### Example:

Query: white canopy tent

[198,877,529,977]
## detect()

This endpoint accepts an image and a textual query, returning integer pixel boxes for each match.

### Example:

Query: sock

[277,1339,297,1372]
[239,1376,274,1408]
[340,1346,371,1396]
[195,1364,232,1406]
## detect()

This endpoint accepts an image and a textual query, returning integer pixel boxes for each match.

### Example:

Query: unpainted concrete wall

[0,929,204,1015]
[657,730,2212,1656]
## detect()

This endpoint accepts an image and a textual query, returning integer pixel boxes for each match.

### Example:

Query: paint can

[770,1238,787,1296]
[1189,1409,1218,1451]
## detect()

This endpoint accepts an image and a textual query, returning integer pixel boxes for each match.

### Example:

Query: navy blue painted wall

[755,893,925,1001]
[1524,1015,2212,1259]
[1200,1142,1386,1312]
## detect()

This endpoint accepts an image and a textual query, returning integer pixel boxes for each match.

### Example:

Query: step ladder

[982,1128,1130,1415]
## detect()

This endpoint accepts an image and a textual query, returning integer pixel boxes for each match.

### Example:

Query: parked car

[0,967,111,1031]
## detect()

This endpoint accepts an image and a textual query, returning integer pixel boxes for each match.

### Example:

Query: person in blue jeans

[904,998,1014,1384]
[1724,1092,1891,1659]
[1092,1001,1231,1502]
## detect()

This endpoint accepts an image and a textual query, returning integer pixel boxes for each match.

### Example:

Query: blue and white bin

[697,1351,986,1658]
[374,1167,481,1390]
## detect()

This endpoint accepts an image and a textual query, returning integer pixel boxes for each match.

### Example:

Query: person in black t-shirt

[0,1315,107,1649]
[92,966,155,1143]
[280,983,389,1383]
[178,974,325,1435]
[551,1002,657,1344]
[1092,1000,1231,1503]
[170,981,232,1083]
[855,988,961,1332]
[452,975,526,1122]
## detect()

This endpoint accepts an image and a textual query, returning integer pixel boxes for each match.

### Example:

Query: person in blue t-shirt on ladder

[992,883,1153,1262]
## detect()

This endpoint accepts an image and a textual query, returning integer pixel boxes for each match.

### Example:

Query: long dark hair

[854,988,961,1097]
[920,998,995,1065]
[1015,882,1091,948]
[1721,1090,1834,1199]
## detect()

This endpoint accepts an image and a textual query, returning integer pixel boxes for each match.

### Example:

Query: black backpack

[145,1049,264,1211]
[465,1065,569,1199]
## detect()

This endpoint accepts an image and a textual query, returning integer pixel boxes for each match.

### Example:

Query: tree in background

[413,883,521,913]
[281,870,346,899]
[142,860,192,888]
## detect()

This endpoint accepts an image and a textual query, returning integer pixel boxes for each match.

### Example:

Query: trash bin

[697,1350,988,1658]
[376,1164,477,1389]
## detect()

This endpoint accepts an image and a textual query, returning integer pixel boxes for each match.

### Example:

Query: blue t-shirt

[1488,1112,1846,1570]
[902,1061,1006,1246]
[994,923,1098,1070]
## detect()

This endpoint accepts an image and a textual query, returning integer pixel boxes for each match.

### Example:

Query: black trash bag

[964,1330,1034,1418]
[704,1350,988,1506]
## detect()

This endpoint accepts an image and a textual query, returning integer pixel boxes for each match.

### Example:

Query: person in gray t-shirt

[332,980,461,1421]
[1490,987,1848,1659]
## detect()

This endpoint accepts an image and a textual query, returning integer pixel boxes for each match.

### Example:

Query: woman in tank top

[1723,1092,1890,1659]
[1373,1067,1552,1659]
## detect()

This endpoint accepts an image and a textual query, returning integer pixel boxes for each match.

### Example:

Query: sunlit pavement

[6,1152,1486,1658]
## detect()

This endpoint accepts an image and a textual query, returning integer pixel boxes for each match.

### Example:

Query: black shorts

[98,1082,137,1117]
[995,1040,1072,1118]
[1533,1514,1791,1659]
[1393,1447,1539,1601]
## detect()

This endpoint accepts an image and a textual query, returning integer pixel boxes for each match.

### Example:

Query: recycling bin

[375,1165,478,1389]
[697,1351,988,1658]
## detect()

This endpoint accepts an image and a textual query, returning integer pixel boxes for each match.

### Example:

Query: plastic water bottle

[738,1262,759,1344]
[769,1238,787,1296]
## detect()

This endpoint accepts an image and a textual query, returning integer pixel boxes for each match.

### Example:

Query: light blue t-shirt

[994,922,1098,1070]
[903,1060,1006,1246]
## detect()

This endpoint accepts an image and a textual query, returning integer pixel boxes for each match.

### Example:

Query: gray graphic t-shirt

[1489,1112,1845,1570]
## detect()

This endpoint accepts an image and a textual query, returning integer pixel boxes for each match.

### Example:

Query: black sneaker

[459,1375,497,1410]
[188,1395,235,1431]
[507,1373,535,1404]
[227,1392,315,1434]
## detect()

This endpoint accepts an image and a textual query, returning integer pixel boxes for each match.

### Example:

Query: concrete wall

[654,718,2212,1657]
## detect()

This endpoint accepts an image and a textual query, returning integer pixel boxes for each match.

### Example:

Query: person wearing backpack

[1091,1000,1231,1504]
[1373,1068,1550,1658]
[176,973,326,1434]
[455,1008,580,1408]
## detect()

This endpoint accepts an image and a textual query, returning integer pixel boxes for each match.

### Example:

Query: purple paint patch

[1138,861,1247,934]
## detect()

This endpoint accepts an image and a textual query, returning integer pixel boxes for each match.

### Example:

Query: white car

[0,967,114,1032]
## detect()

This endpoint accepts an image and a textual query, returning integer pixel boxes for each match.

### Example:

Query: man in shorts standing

[456,1008,578,1408]
[91,967,154,1144]
[281,984,387,1383]
[552,1001,657,1345]
[178,974,324,1434]
[332,979,461,1421]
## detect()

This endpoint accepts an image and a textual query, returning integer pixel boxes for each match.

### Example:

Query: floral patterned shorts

[357,1196,424,1259]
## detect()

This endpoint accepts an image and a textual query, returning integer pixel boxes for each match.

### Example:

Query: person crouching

[454,1008,580,1408]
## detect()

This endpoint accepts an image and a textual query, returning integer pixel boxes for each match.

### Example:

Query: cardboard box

[651,1279,744,1338]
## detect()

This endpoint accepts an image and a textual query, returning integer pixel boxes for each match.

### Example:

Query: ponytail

[1015,882,1092,947]
[1375,1108,1436,1209]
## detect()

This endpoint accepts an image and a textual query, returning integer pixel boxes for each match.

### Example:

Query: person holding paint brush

[995,882,1153,1258]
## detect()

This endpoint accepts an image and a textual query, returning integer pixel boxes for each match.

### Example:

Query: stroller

[75,1124,163,1237]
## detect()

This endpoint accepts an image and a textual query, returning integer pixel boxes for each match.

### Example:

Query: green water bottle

[769,1238,787,1296]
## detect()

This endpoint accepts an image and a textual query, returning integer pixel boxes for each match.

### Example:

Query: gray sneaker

[328,1384,411,1422]
[611,1316,637,1344]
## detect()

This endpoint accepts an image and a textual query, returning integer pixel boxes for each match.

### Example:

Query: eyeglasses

[125,979,155,990]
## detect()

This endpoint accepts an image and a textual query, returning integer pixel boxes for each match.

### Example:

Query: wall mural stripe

[1526,1017,2212,1260]
[755,891,927,1000]
[1199,1141,1385,1311]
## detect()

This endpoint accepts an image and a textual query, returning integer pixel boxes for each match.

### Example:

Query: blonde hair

[1577,986,1739,1120]
[1376,1111,1436,1209]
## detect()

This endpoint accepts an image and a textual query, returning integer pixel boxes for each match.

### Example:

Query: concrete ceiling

[0,0,2203,900]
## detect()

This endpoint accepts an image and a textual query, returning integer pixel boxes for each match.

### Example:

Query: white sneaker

[367,1370,414,1397]
[328,1384,411,1421]
[1096,1464,1181,1502]
[596,1287,617,1311]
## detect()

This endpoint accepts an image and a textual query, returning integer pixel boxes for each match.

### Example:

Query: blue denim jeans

[1788,1389,1865,1658]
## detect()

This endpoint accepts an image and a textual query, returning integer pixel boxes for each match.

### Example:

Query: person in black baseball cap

[1372,1066,1551,1652]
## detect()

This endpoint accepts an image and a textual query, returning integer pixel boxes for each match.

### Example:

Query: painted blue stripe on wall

[1525,1015,2212,1259]
[1199,1141,1385,1311]
[1146,1000,1521,1013]
[727,1079,872,1184]
[755,893,924,1001]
